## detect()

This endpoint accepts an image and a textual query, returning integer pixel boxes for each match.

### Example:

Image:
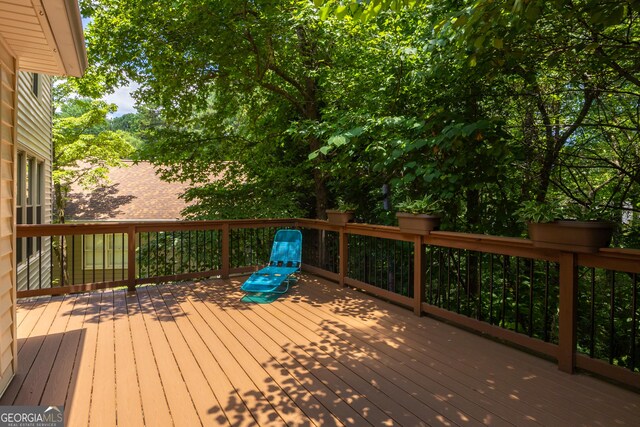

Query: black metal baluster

[92,235,96,283]
[122,233,126,280]
[155,232,159,276]
[437,247,443,307]
[26,247,31,290]
[203,229,207,271]
[81,236,85,285]
[501,256,508,327]
[50,237,54,288]
[400,242,404,287]
[60,235,65,287]
[489,254,494,324]
[163,231,167,275]
[188,230,193,272]
[138,233,142,279]
[590,267,596,357]
[38,238,42,289]
[515,257,520,333]
[447,248,452,310]
[544,261,550,342]
[528,259,534,337]
[427,246,432,304]
[194,229,198,271]
[477,252,483,321]
[456,249,461,313]
[112,234,115,282]
[71,235,76,285]
[466,250,471,316]
[631,273,637,371]
[610,272,616,364]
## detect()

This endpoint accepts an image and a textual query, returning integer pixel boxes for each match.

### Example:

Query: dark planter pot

[396,212,441,235]
[528,220,614,253]
[326,210,354,226]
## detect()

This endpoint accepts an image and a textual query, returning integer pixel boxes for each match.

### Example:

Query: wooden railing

[16,218,640,389]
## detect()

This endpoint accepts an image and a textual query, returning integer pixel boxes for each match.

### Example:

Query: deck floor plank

[266,283,520,427]
[89,291,117,427]
[158,283,290,426]
[222,284,440,426]
[189,281,390,426]
[174,282,346,427]
[175,282,368,427]
[150,287,257,427]
[299,275,640,425]
[125,288,173,427]
[39,294,89,407]
[144,285,229,426]
[8,275,640,427]
[153,285,255,427]
[66,292,103,427]
[0,296,64,404]
[15,298,40,328]
[113,290,145,427]
[294,278,570,425]
[135,286,202,427]
[14,296,75,405]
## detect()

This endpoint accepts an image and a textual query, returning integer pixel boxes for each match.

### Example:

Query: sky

[82,17,137,117]
[103,82,139,117]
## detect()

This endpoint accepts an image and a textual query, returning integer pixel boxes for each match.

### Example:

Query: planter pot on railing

[326,210,354,226]
[528,220,614,253]
[396,212,441,235]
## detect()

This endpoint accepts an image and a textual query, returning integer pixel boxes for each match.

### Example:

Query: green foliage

[515,201,561,224]
[396,194,441,215]
[53,96,134,222]
[334,200,357,211]
[80,0,640,246]
[515,199,614,224]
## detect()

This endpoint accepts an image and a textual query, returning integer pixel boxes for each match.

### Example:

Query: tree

[80,0,640,245]
[53,97,134,222]
[81,0,346,218]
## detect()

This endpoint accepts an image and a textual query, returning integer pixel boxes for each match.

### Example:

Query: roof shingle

[65,161,192,221]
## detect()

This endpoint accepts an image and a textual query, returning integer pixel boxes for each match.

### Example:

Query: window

[83,234,128,269]
[31,73,40,97]
[16,151,44,264]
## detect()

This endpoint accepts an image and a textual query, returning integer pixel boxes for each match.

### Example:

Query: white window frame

[83,234,128,270]
[16,150,45,265]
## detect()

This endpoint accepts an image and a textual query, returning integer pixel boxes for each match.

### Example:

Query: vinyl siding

[0,36,16,396]
[15,71,52,291]
[51,235,129,286]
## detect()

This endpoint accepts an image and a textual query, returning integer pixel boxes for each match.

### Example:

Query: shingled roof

[65,161,194,221]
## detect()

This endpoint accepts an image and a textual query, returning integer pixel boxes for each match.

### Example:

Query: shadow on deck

[3,274,639,426]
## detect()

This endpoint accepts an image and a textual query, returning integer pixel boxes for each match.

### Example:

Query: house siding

[52,235,129,286]
[0,36,17,396]
[15,71,52,291]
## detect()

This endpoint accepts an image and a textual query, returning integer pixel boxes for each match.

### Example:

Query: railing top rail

[17,217,640,272]
[425,231,560,262]
[16,218,298,237]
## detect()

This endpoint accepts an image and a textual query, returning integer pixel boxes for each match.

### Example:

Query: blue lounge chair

[241,229,302,294]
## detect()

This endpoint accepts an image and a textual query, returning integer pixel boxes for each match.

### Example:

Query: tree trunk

[53,182,66,224]
[308,135,328,219]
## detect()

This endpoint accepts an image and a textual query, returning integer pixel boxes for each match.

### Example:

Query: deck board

[135,286,202,427]
[113,290,144,427]
[301,276,640,424]
[3,274,639,426]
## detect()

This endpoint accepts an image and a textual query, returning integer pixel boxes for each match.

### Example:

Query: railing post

[413,235,425,316]
[339,226,348,286]
[127,225,136,293]
[558,251,578,373]
[221,223,230,279]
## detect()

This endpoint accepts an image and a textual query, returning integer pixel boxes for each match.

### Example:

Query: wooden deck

[3,274,639,426]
